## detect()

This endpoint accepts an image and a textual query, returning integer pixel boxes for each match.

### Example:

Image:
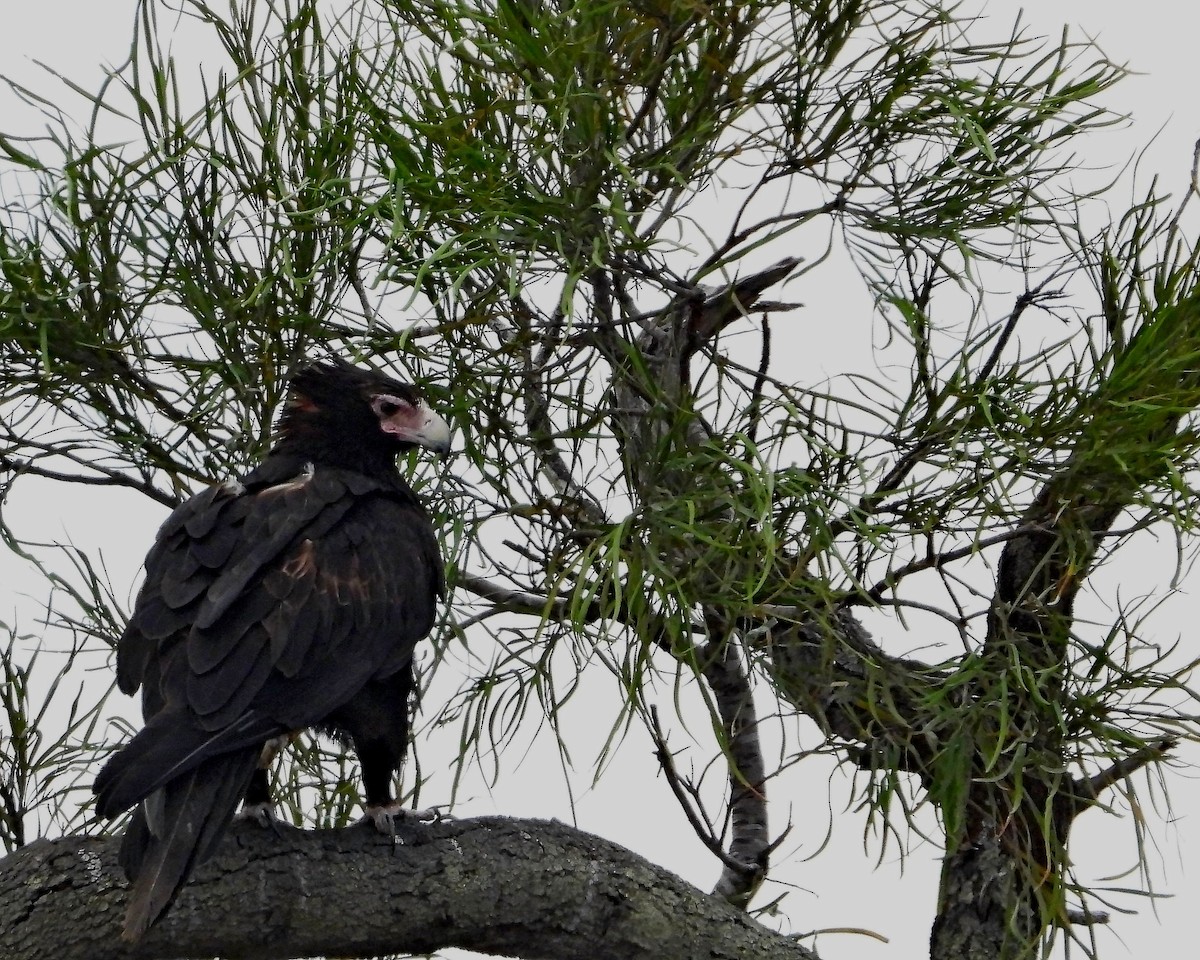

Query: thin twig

[0,455,179,509]
[648,705,750,873]
[1073,738,1178,809]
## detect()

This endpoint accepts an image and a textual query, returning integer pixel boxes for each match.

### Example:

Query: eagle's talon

[363,802,401,835]
[237,802,281,833]
[362,802,443,834]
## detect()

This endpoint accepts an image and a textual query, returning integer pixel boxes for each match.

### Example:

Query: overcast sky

[2,3,1198,959]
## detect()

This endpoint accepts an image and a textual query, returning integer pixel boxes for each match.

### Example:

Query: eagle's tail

[94,707,277,819]
[117,746,260,941]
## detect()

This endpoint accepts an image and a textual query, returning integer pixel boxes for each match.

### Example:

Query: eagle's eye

[373,395,407,418]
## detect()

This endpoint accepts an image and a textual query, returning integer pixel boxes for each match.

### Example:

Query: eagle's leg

[237,768,278,827]
[358,737,409,834]
[358,734,441,831]
[325,671,442,832]
[236,735,292,827]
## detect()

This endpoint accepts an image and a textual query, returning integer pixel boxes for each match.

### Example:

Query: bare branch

[648,705,731,863]
[699,623,770,908]
[0,454,178,509]
[1069,738,1179,814]
[1065,908,1111,926]
[687,258,802,349]
[455,572,571,619]
[453,572,708,640]
[509,293,610,531]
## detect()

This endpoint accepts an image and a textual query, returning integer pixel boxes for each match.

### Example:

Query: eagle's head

[276,358,451,468]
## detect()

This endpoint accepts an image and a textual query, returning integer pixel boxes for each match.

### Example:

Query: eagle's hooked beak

[396,402,452,460]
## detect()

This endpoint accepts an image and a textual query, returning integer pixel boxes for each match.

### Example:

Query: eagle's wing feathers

[248,492,439,725]
[115,463,437,743]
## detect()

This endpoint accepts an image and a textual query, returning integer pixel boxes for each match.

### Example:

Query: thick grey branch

[757,610,941,769]
[701,629,770,907]
[0,817,817,960]
[456,571,574,618]
[453,572,710,642]
[610,257,800,498]
[646,632,772,910]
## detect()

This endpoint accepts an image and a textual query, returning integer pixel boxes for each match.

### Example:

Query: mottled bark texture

[0,815,817,960]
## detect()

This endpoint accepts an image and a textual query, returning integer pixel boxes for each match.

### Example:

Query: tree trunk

[931,823,1040,960]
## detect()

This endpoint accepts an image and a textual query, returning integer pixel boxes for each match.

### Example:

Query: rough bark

[928,297,1200,958]
[701,631,769,906]
[0,815,817,960]
[929,825,1039,960]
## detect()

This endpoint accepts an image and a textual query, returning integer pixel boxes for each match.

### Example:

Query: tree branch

[755,609,942,772]
[686,258,801,348]
[699,626,770,907]
[0,453,179,510]
[510,293,610,531]
[1063,738,1179,821]
[0,817,818,960]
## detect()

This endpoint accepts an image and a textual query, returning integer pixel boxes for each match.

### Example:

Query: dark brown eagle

[93,358,450,940]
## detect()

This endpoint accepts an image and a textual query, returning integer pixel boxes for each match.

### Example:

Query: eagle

[93,358,451,940]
